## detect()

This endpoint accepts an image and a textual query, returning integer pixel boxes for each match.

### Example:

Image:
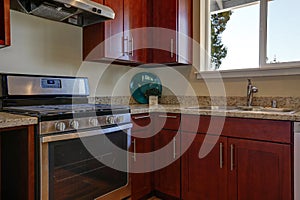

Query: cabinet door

[152,0,177,64]
[130,114,153,200]
[182,133,227,200]
[130,129,153,200]
[153,129,180,198]
[228,138,292,200]
[1,125,35,200]
[104,0,125,60]
[83,0,124,60]
[123,0,150,63]
[0,0,10,48]
[152,0,192,64]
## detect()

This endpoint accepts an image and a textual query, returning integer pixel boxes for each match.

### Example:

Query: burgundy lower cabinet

[181,133,228,200]
[130,114,154,200]
[153,129,181,199]
[130,113,292,200]
[0,125,35,200]
[228,138,291,200]
[152,113,181,199]
[130,129,153,200]
[181,114,292,200]
[181,133,291,200]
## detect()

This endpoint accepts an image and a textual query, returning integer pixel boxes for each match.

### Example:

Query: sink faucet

[247,79,258,107]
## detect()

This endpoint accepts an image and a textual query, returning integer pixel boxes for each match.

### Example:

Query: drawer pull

[170,38,174,58]
[133,115,150,120]
[158,115,177,119]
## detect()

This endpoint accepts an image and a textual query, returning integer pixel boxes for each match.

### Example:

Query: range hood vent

[11,0,115,27]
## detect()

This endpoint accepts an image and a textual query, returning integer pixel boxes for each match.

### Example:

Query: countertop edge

[130,105,300,121]
[0,112,38,129]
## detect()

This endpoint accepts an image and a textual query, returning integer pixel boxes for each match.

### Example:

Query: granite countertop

[130,104,300,121]
[0,112,38,129]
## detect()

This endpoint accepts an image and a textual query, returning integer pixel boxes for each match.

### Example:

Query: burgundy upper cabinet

[83,0,124,61]
[83,0,193,65]
[123,0,151,63]
[0,0,11,48]
[83,0,150,63]
[151,0,192,64]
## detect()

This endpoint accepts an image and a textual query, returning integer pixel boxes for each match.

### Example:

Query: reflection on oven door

[48,131,128,200]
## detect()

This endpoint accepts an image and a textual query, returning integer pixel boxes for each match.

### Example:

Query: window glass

[210,1,260,70]
[267,0,300,64]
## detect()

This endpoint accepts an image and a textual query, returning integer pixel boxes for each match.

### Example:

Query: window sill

[196,66,300,79]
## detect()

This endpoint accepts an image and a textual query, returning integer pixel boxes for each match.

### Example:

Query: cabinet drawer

[154,113,180,131]
[131,114,152,132]
[182,115,292,143]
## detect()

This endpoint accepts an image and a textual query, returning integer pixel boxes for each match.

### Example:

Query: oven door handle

[41,123,133,143]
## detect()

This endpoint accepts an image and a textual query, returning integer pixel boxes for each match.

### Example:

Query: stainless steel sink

[237,106,295,113]
[185,105,296,113]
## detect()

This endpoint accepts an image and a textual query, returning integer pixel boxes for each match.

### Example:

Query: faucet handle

[251,86,258,93]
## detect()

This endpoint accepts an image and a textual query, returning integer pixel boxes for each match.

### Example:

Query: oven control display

[41,79,62,88]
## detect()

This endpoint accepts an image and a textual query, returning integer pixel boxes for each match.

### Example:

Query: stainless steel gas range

[0,74,132,200]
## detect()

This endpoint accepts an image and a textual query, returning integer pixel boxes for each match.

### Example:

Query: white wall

[0,10,82,76]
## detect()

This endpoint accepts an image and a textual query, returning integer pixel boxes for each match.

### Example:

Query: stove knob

[115,116,123,124]
[106,116,115,125]
[89,118,98,127]
[55,122,66,132]
[70,120,80,129]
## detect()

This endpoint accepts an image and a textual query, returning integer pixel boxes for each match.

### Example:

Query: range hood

[11,0,115,27]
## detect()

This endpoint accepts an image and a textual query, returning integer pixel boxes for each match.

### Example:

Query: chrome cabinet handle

[230,144,234,171]
[158,115,177,119]
[133,115,150,120]
[133,139,137,162]
[220,142,223,169]
[127,36,130,56]
[121,36,124,56]
[173,137,176,159]
[124,36,129,55]
[129,37,134,56]
[170,38,174,58]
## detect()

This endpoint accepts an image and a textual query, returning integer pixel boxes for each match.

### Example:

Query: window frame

[197,0,300,78]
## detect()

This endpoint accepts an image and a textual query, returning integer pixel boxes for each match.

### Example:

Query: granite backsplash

[90,96,300,110]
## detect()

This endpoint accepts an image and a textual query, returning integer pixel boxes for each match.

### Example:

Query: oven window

[48,131,128,200]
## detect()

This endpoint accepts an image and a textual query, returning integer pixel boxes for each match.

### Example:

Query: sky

[215,0,300,70]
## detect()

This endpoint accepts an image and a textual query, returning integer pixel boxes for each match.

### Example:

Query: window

[202,0,300,71]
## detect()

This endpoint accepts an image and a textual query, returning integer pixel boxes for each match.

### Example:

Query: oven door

[40,124,132,200]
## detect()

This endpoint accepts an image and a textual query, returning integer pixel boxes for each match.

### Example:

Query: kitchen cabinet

[181,115,292,200]
[151,0,192,64]
[181,133,228,199]
[83,0,150,63]
[1,125,35,200]
[122,0,151,63]
[227,138,291,200]
[130,114,153,200]
[83,0,193,65]
[0,0,10,48]
[153,114,181,199]
[83,0,123,61]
